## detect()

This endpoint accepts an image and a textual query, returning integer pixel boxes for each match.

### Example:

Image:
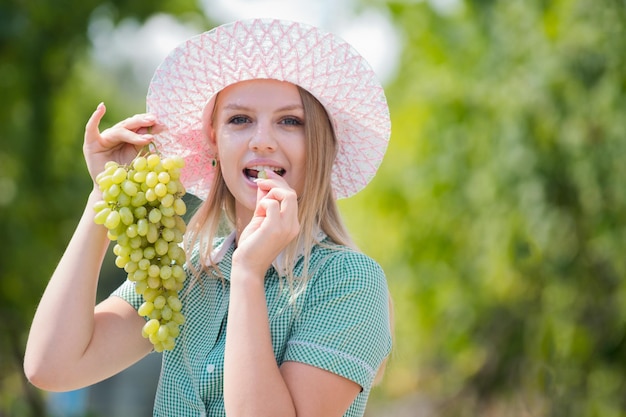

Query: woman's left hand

[233,170,300,277]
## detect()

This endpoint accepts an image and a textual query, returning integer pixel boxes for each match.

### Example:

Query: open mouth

[244,165,286,180]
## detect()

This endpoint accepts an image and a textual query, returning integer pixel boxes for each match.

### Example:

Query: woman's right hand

[83,103,160,186]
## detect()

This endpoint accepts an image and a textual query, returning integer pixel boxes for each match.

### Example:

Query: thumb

[85,102,106,143]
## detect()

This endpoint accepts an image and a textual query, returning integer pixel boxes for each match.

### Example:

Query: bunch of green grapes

[93,149,187,352]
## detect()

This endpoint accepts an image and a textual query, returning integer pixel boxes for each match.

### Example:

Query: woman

[25,18,392,417]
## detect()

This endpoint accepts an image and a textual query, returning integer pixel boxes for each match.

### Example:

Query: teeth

[249,165,281,173]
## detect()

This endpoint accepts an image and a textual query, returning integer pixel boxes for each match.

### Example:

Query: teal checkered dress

[112,236,392,416]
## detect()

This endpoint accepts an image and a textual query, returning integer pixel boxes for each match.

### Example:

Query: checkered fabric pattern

[112,238,392,416]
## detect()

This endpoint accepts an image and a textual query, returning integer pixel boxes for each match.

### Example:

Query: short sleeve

[283,250,392,390]
[110,279,144,312]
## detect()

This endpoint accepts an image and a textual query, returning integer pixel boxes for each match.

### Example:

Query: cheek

[215,131,239,159]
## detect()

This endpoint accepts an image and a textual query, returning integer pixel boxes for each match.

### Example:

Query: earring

[211,158,217,167]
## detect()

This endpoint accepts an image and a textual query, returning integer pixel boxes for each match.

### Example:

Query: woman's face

[211,79,306,215]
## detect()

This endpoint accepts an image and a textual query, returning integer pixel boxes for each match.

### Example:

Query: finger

[116,113,158,133]
[85,102,106,143]
[276,191,297,216]
[100,126,153,148]
[256,198,280,223]
[256,179,269,203]
[136,122,166,136]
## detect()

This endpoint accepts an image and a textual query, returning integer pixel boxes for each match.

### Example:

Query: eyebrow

[221,103,304,112]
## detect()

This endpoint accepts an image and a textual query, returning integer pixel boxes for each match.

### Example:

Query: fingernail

[142,134,153,141]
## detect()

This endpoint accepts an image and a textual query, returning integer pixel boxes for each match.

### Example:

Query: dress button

[206,363,215,373]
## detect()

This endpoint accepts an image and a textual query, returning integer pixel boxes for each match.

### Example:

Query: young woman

[24,18,392,417]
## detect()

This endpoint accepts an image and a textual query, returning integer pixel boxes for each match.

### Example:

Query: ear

[207,125,218,148]
[202,94,219,150]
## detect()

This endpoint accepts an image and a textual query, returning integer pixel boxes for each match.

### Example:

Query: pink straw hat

[146,18,391,200]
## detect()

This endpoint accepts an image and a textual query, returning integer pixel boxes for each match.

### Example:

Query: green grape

[145,172,158,188]
[169,168,181,181]
[162,337,175,351]
[156,325,169,341]
[167,295,182,312]
[97,175,114,191]
[133,156,147,171]
[111,167,127,184]
[138,258,151,271]
[137,218,149,236]
[143,288,160,303]
[122,180,138,196]
[162,277,177,290]
[117,192,131,207]
[147,154,160,168]
[115,255,130,269]
[154,238,168,256]
[94,207,111,225]
[93,147,188,351]
[160,215,176,229]
[161,227,175,242]
[148,208,162,223]
[143,246,156,261]
[135,281,148,295]
[138,301,154,317]
[173,199,186,216]
[160,205,175,218]
[143,319,160,336]
[154,183,168,198]
[93,200,109,212]
[130,248,143,263]
[148,264,160,277]
[126,223,139,238]
[166,321,180,337]
[160,265,172,280]
[104,210,121,230]
[135,269,148,281]
[129,236,142,249]
[133,170,147,183]
[172,312,185,325]
[134,205,147,219]
[157,171,170,184]
[161,306,173,321]
[145,188,157,202]
[124,261,138,274]
[160,193,174,208]
[119,207,134,226]
[147,275,161,289]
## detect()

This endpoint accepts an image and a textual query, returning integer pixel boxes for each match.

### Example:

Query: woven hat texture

[146,18,391,200]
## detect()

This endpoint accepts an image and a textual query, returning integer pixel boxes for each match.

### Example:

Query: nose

[249,120,277,152]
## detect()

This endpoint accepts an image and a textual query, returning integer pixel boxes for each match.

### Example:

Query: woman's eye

[228,115,250,124]
[280,117,303,126]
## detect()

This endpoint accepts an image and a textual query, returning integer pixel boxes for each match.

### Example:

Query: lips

[244,165,286,180]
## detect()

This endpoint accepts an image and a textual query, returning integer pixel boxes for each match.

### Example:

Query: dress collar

[207,228,327,277]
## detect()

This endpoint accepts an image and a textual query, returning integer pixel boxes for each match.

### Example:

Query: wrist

[230,259,267,286]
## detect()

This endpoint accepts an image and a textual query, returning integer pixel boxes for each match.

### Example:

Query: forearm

[224,269,295,417]
[24,190,110,383]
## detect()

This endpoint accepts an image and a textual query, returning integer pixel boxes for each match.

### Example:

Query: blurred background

[2,0,626,416]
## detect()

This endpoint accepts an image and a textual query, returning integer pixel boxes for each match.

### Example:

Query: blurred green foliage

[344,0,626,415]
[1,0,625,416]
[0,1,206,415]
